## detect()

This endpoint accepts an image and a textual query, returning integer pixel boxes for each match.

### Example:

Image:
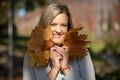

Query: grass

[90,40,106,53]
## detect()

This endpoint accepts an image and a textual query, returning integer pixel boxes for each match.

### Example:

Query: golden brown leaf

[63,27,91,60]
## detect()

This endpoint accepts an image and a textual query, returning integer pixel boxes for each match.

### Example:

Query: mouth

[52,33,65,44]
[53,35,62,38]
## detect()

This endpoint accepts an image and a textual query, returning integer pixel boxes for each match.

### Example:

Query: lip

[53,34,62,38]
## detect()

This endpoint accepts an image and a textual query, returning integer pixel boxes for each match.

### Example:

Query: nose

[55,25,61,33]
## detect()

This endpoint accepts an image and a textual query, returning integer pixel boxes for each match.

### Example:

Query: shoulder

[75,50,93,66]
[77,50,91,60]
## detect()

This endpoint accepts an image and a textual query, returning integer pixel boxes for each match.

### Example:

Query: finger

[57,55,63,61]
[50,47,58,55]
[55,53,60,56]
[54,45,61,50]
[50,47,56,52]
[62,46,68,50]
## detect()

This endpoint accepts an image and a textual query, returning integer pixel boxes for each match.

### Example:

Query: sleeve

[63,67,78,80]
[77,51,96,80]
[23,55,36,80]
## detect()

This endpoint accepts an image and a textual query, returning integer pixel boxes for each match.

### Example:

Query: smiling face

[50,13,68,44]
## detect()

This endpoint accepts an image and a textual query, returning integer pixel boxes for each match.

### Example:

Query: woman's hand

[48,45,70,80]
[48,46,63,80]
[50,46,63,69]
[54,46,71,75]
[55,46,69,68]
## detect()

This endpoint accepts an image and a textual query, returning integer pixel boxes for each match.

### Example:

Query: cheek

[63,28,68,34]
[50,26,54,32]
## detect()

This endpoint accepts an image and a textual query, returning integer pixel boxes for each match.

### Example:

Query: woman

[23,3,95,80]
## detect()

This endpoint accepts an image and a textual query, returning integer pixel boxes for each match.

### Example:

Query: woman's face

[50,13,68,44]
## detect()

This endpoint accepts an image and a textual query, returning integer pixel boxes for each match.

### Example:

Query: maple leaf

[26,25,53,67]
[63,27,90,60]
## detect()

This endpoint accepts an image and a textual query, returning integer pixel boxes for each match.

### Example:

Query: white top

[23,51,96,80]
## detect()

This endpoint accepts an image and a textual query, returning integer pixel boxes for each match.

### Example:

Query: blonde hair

[38,3,73,30]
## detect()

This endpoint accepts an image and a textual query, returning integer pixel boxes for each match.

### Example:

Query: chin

[52,39,62,44]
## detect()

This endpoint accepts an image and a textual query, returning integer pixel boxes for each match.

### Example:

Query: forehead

[51,13,68,23]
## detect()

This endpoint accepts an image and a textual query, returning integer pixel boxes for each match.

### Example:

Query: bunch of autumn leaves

[26,25,90,67]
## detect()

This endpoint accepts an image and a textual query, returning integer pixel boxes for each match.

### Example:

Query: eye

[50,23,57,27]
[61,24,68,27]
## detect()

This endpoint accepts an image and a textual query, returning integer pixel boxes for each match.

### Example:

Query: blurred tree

[0,0,8,45]
[0,0,8,24]
[25,0,47,11]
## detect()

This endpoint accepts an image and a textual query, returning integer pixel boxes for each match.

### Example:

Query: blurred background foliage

[0,0,120,80]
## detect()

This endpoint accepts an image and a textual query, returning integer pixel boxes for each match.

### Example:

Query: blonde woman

[23,3,95,80]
